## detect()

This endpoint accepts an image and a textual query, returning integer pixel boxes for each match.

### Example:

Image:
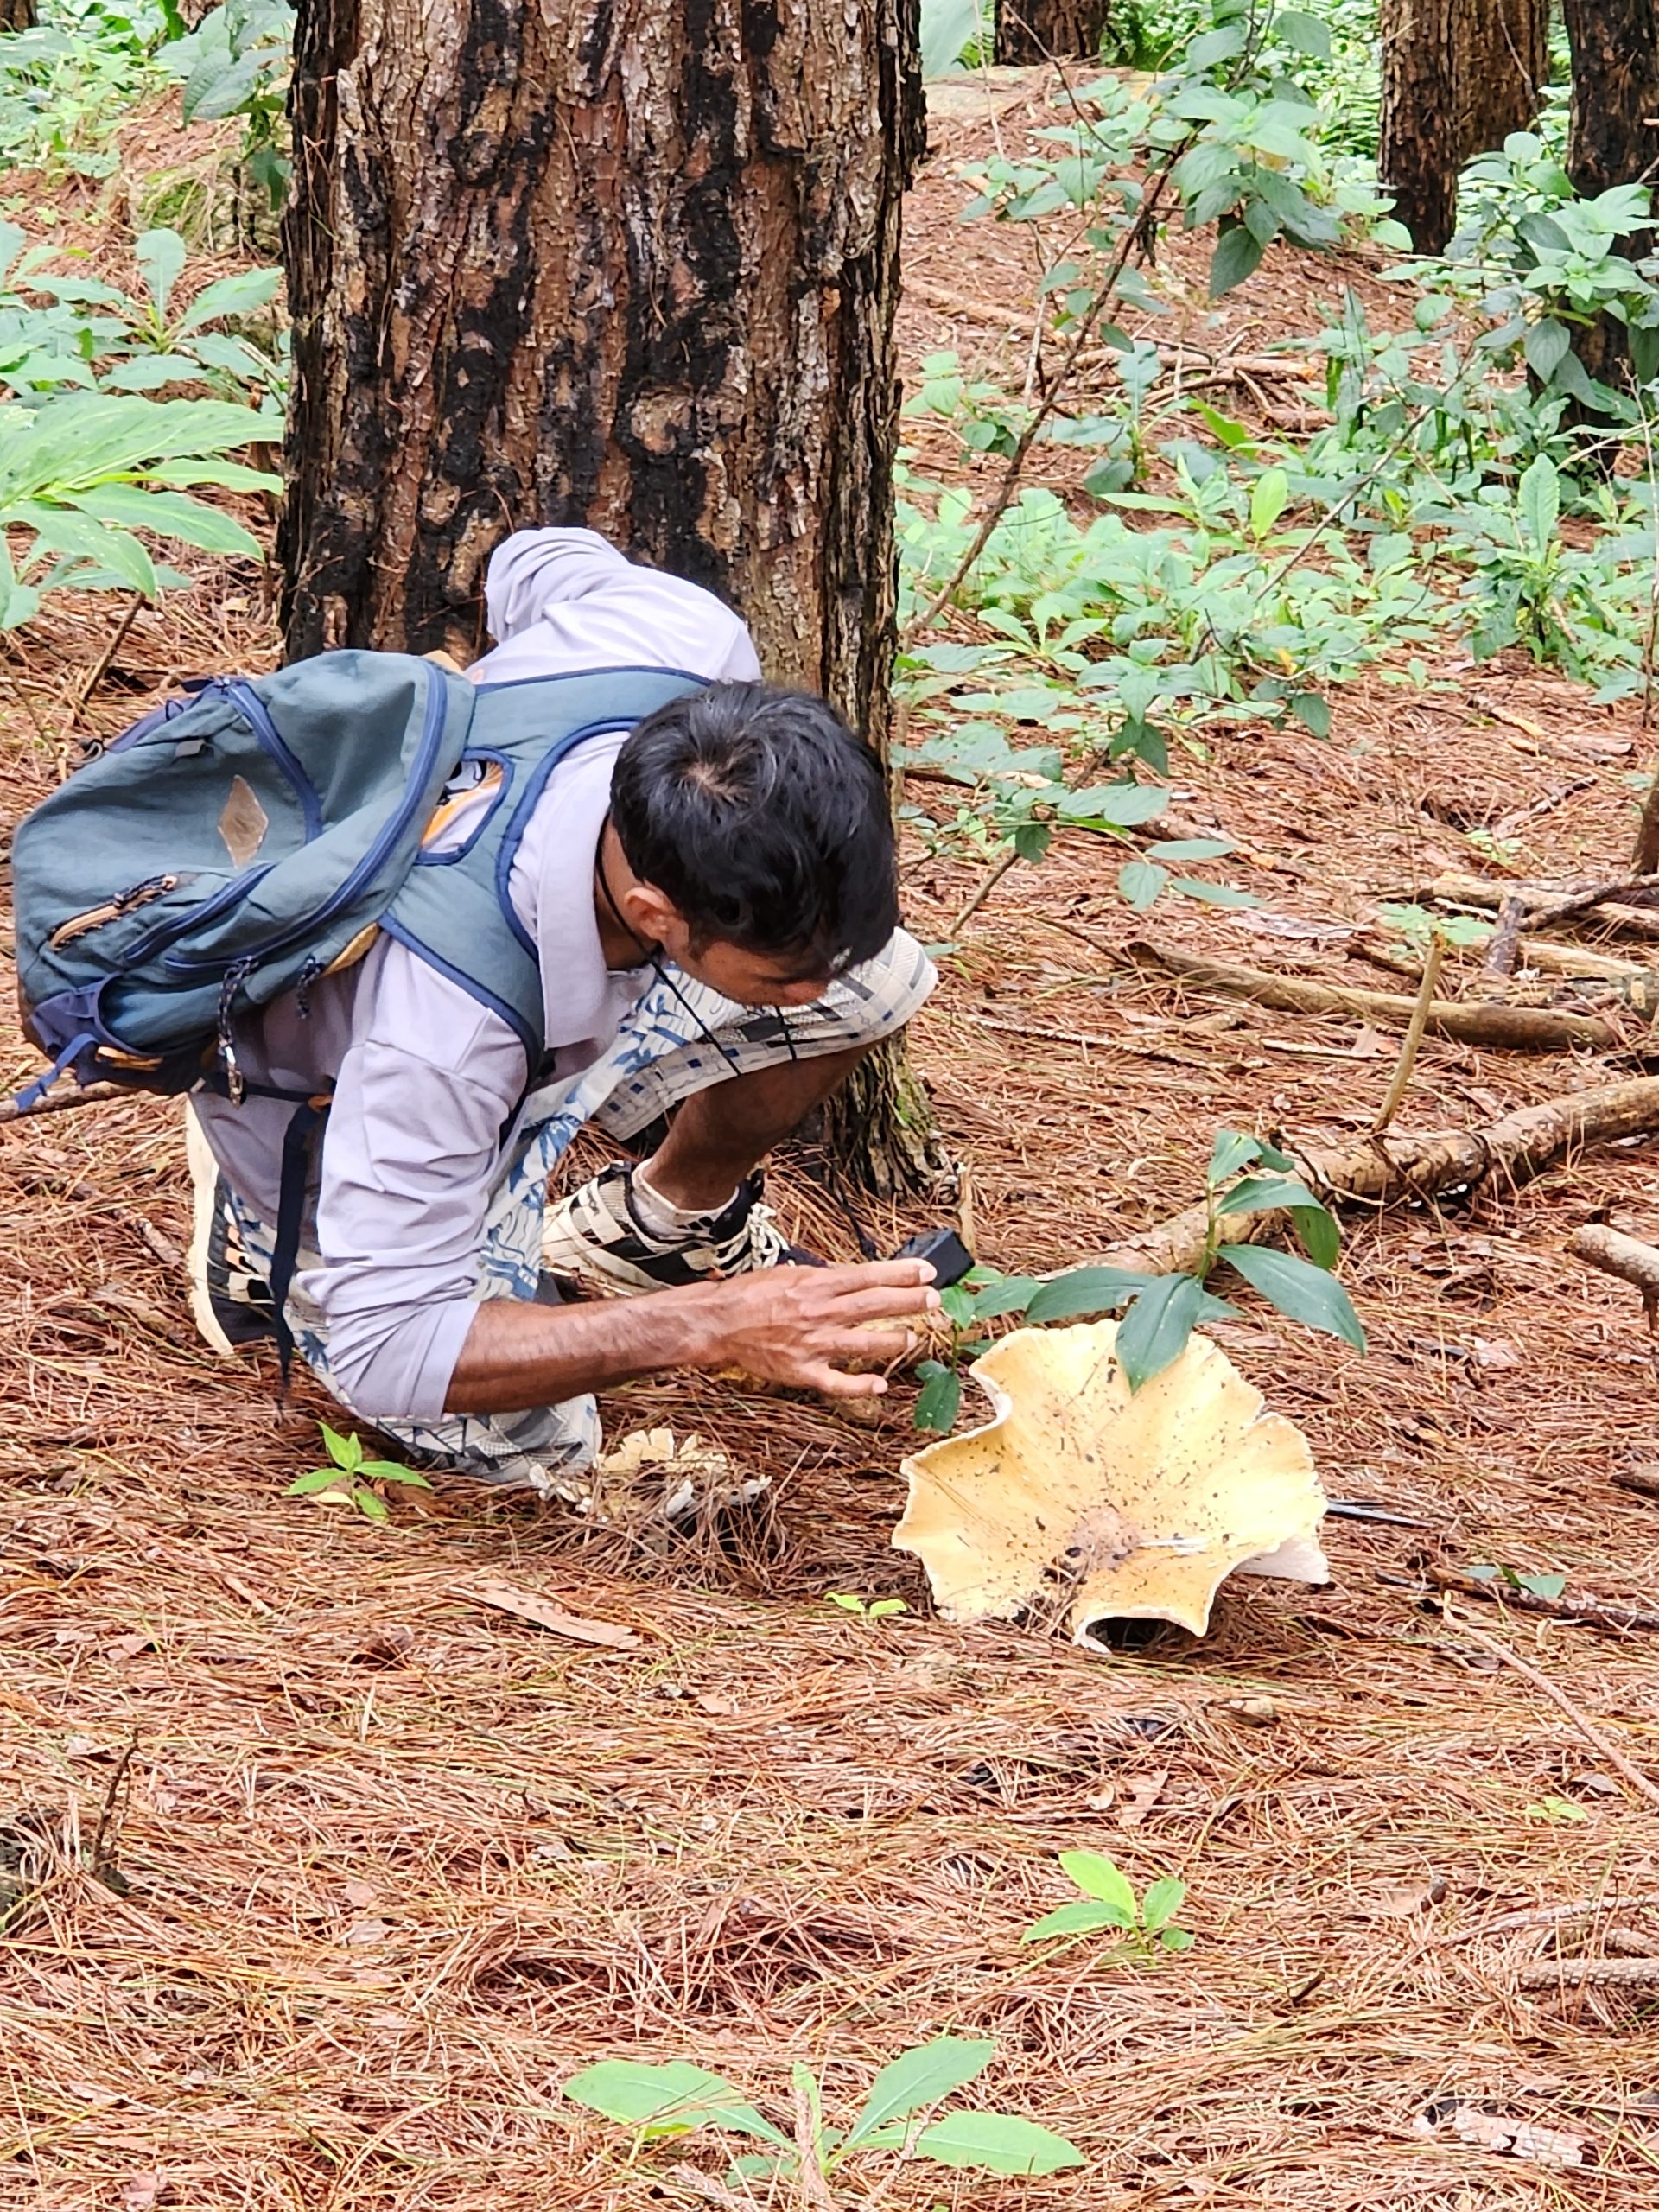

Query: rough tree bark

[282,0,938,1194]
[0,0,38,29]
[995,0,1109,66]
[1379,0,1548,251]
[1561,0,1659,391]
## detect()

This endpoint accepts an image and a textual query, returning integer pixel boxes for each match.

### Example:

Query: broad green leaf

[1118,857,1167,910]
[1217,1243,1366,1351]
[965,1274,1042,1320]
[562,2060,790,2147]
[913,1365,963,1434]
[17,506,156,595]
[357,1459,433,1488]
[1024,1265,1151,1325]
[1139,1876,1186,1932]
[842,2037,995,2152]
[135,229,188,321]
[321,1421,362,1471]
[1208,1129,1263,1185]
[1146,837,1232,861]
[1289,692,1332,737]
[1249,467,1289,539]
[1021,1897,1135,1941]
[68,485,262,556]
[1292,1205,1340,1269]
[914,2110,1085,2176]
[1058,1852,1138,1916]
[1160,1925,1196,1952]
[99,355,208,392]
[1171,877,1259,908]
[1116,1273,1204,1391]
[353,1488,390,1523]
[1209,223,1265,300]
[1518,453,1560,551]
[1276,7,1332,58]
[1217,1175,1326,1218]
[1058,782,1169,826]
[285,1467,349,1497]
[919,0,982,77]
[1516,1572,1568,1600]
[1523,316,1572,382]
[176,266,283,333]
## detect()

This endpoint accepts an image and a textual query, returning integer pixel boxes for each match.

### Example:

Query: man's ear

[620,880,681,946]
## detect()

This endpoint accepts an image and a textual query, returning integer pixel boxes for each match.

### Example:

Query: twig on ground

[1613,1466,1659,1502]
[1128,938,1635,1053]
[1571,1224,1659,1326]
[1484,897,1529,979]
[0,1081,126,1127]
[1373,934,1446,1134]
[950,848,1022,934]
[1440,1599,1659,1813]
[1420,1564,1659,1637]
[60,589,147,735]
[1414,870,1659,926]
[1433,1895,1659,1948]
[1514,1956,1659,1988]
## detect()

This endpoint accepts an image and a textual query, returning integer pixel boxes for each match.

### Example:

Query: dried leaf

[340,1879,379,1910]
[343,1917,391,1947]
[451,1577,641,1650]
[121,2176,161,2212]
[101,1632,154,1661]
[1359,1876,1447,1918]
[895,1319,1327,1642]
[1115,1767,1170,1828]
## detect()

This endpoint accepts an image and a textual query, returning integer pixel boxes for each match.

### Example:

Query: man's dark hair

[610,682,899,976]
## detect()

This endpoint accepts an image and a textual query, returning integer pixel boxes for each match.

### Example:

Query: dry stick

[60,590,147,735]
[1484,896,1529,979]
[1077,1073,1659,1276]
[1441,1598,1659,1815]
[1514,1956,1659,1988]
[950,846,1021,934]
[1127,938,1635,1052]
[1613,1467,1659,1502]
[1417,869,1659,925]
[1423,1564,1659,1637]
[1572,1224,1659,1326]
[1433,1894,1659,1948]
[0,1081,125,1127]
[1372,934,1446,1135]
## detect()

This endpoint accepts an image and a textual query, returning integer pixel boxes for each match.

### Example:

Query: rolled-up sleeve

[296,949,528,1421]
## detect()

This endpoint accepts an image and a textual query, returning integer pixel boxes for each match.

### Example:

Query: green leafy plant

[162,0,294,217]
[0,2,168,181]
[0,387,278,631]
[1022,1851,1195,1960]
[825,1591,909,1619]
[1379,904,1491,953]
[563,2036,1084,2189]
[912,1128,1364,1431]
[283,1422,432,1524]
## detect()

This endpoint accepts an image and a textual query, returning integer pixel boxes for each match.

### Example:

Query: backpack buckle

[216,959,253,1106]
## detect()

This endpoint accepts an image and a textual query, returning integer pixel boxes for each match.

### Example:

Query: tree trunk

[995,0,1109,66]
[1562,0,1659,391]
[0,0,38,29]
[282,0,940,1194]
[1380,0,1547,252]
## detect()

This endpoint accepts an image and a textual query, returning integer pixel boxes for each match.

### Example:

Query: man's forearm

[444,1287,717,1414]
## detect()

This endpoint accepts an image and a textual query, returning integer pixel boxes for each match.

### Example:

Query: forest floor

[5,69,1659,2212]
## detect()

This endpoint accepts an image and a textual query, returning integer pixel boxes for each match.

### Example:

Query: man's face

[668,925,834,1009]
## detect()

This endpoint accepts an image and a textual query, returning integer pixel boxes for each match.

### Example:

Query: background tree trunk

[0,0,38,30]
[995,0,1109,66]
[1562,0,1659,391]
[283,0,940,1194]
[1380,0,1547,252]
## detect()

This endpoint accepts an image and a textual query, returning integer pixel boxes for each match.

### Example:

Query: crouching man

[184,529,940,1496]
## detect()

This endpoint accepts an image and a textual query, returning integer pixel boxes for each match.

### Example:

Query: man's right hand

[685,1258,941,1398]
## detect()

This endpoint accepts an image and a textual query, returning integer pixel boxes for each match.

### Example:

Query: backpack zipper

[48,874,180,950]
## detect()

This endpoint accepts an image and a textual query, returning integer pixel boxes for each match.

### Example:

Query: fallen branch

[1612,1467,1659,1502]
[1571,1224,1659,1325]
[1422,1564,1659,1637]
[1414,870,1659,924]
[0,1080,126,1127]
[1373,935,1446,1133]
[1128,938,1634,1052]
[1442,1599,1659,1814]
[1433,1894,1659,1948]
[1080,1074,1659,1275]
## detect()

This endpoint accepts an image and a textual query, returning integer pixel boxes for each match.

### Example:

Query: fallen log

[1128,939,1635,1053]
[1082,1075,1659,1276]
[1414,870,1659,922]
[1571,1224,1659,1325]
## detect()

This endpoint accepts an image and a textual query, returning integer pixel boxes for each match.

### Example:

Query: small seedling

[563,2035,1083,2189]
[283,1421,431,1524]
[1468,1562,1569,1601]
[826,1592,910,1619]
[1525,1796,1590,1824]
[1021,1851,1195,1961]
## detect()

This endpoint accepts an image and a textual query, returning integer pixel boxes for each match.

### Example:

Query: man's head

[607,682,899,1006]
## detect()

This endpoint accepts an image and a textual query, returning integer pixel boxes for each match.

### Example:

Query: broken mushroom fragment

[893,1319,1327,1645]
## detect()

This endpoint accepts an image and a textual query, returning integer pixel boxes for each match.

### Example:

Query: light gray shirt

[193,530,761,1421]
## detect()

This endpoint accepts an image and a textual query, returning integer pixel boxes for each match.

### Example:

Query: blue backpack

[11,650,705,1362]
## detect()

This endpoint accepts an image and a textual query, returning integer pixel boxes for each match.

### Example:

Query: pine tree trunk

[1380,0,1547,252]
[282,0,940,1194]
[0,0,38,29]
[1562,0,1659,391]
[995,0,1109,65]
